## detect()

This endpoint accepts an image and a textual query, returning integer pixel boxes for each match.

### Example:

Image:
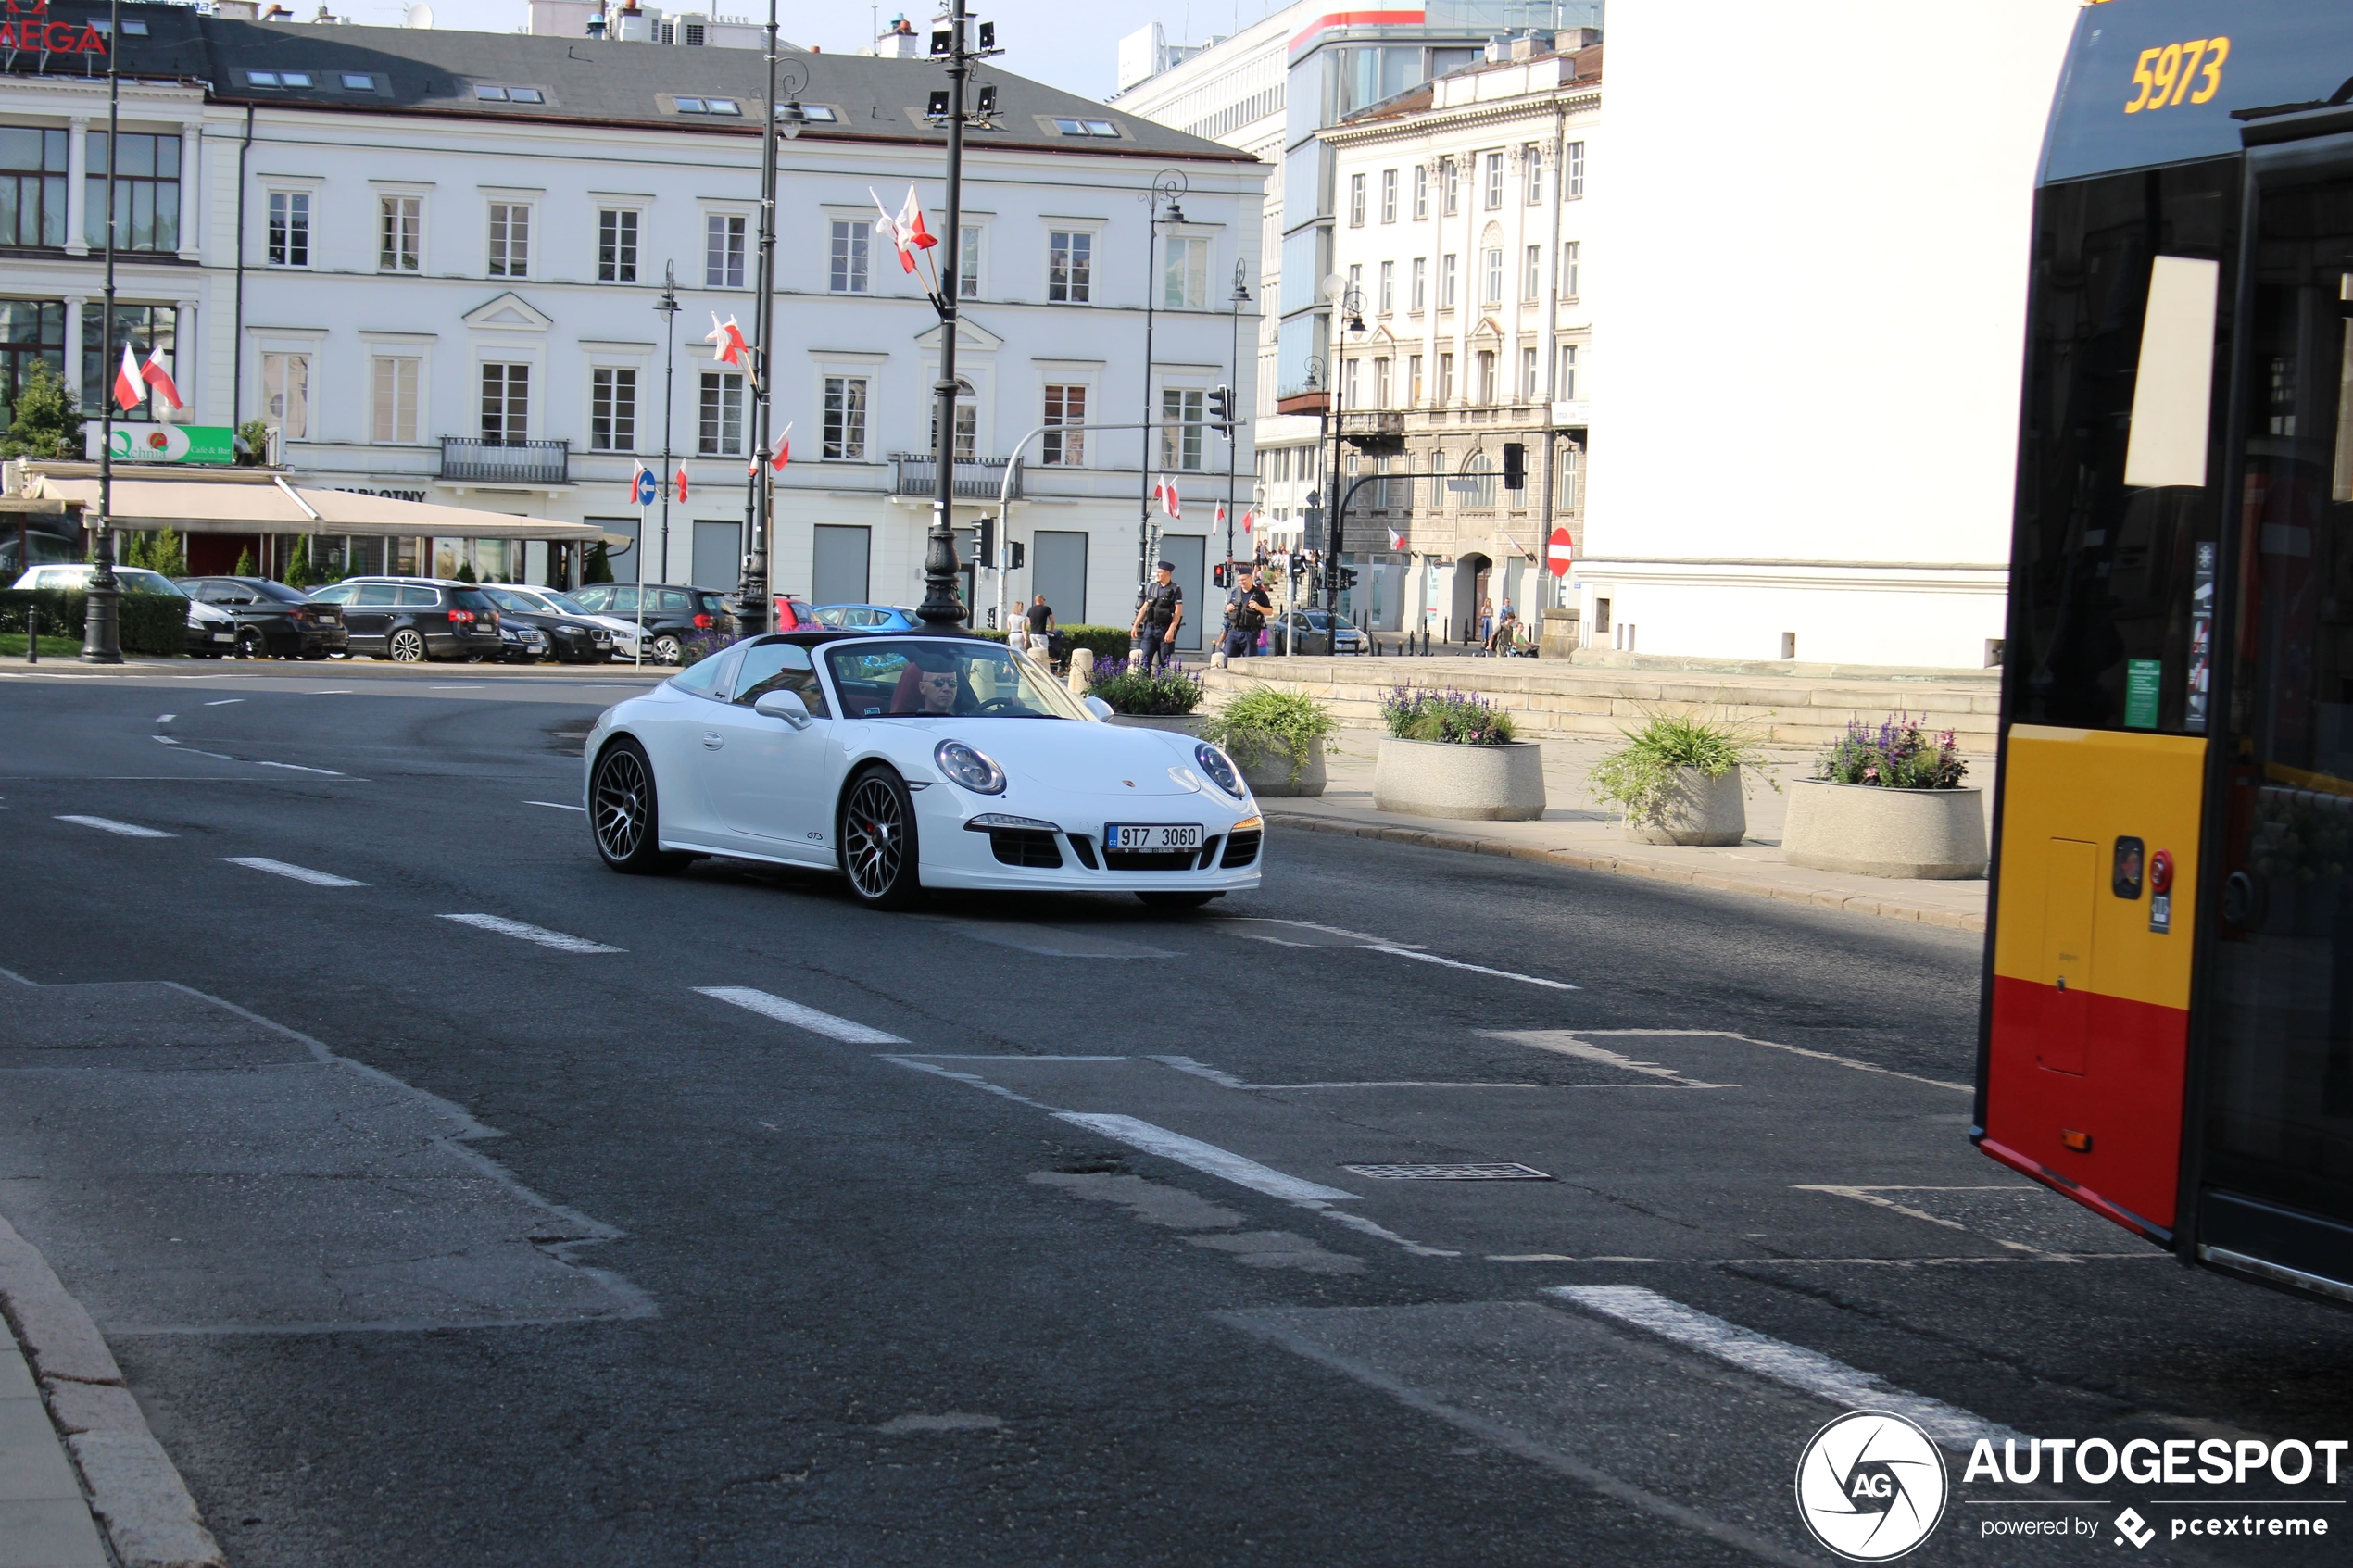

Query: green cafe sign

[86,423,236,466]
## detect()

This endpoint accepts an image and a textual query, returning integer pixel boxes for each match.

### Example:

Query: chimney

[874,12,922,58]
[586,2,608,37]
[1509,31,1537,62]
[213,0,258,16]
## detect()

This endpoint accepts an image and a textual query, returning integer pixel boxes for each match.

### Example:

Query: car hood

[871,716,1222,801]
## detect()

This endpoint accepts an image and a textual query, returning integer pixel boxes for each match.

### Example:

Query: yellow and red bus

[1981,0,2353,1305]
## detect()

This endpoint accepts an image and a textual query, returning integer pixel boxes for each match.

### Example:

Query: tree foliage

[0,362,84,460]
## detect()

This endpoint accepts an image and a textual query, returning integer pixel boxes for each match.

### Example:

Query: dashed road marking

[524,800,586,811]
[1051,1113,1363,1205]
[205,698,244,706]
[220,857,366,887]
[157,713,176,722]
[249,759,346,776]
[441,913,623,954]
[1372,946,1579,990]
[695,985,907,1044]
[56,814,175,839]
[1546,1285,2020,1448]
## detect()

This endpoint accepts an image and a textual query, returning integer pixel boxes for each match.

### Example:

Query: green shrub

[1588,709,1774,822]
[1089,660,1204,716]
[1379,684,1516,745]
[1816,713,1967,789]
[0,361,82,460]
[234,419,272,467]
[583,542,615,584]
[1061,624,1137,664]
[0,588,182,656]
[1201,684,1334,785]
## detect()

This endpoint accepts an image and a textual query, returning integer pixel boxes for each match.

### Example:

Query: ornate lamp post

[1224,259,1251,569]
[654,261,679,587]
[1323,282,1366,610]
[1133,169,1187,599]
[742,34,808,635]
[82,0,123,664]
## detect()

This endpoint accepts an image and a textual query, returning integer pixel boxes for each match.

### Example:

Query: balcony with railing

[888,452,1022,500]
[439,437,571,485]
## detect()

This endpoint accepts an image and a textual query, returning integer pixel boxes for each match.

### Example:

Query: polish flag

[140,346,182,411]
[627,459,648,502]
[112,342,145,412]
[769,422,792,473]
[1154,476,1180,520]
[894,185,937,257]
[674,465,690,503]
[704,313,749,373]
[1240,508,1253,535]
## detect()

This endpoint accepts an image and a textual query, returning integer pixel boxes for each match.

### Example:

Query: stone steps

[1198,656,2002,754]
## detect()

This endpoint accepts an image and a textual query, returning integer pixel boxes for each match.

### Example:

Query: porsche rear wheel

[839,767,922,909]
[591,738,687,874]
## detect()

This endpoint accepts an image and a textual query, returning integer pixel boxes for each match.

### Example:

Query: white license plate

[211,632,233,641]
[1106,823,1202,852]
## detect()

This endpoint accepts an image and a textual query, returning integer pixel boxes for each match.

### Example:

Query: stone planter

[1780,780,1987,879]
[1107,713,1206,736]
[1372,736,1545,821]
[1229,737,1327,797]
[1624,766,1745,846]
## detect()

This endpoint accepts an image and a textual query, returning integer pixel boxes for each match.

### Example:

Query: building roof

[11,3,1258,165]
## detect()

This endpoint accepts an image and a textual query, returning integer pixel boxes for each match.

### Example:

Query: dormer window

[703,97,740,115]
[1051,117,1120,138]
[245,69,282,86]
[674,96,706,113]
[280,71,312,86]
[341,72,377,90]
[473,84,544,104]
[799,104,839,123]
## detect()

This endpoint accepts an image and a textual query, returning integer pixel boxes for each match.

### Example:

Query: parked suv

[174,576,346,660]
[565,583,737,665]
[479,585,613,663]
[305,577,503,663]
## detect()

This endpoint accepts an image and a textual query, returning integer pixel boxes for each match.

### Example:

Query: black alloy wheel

[236,627,266,659]
[1137,891,1221,909]
[590,739,686,874]
[839,767,921,909]
[388,628,426,663]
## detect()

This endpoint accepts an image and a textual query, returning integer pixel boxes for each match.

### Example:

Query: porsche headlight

[1195,742,1246,798]
[934,739,1006,795]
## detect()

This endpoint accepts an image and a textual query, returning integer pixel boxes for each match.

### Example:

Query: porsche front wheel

[591,739,687,874]
[839,767,922,909]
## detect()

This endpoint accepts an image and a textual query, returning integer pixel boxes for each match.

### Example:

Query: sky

[329,0,1290,102]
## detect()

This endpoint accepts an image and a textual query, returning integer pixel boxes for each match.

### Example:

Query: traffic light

[1207,384,1234,437]
[1009,540,1025,570]
[976,514,996,564]
[1338,566,1360,591]
[1503,442,1526,491]
[1214,561,1231,589]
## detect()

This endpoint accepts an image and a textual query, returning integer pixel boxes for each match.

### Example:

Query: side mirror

[1083,696,1114,721]
[753,689,813,729]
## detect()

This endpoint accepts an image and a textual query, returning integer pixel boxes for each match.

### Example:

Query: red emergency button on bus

[2150,850,2173,895]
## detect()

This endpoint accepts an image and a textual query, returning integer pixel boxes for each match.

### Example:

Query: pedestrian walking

[1478,595,1495,647]
[1222,563,1273,660]
[1026,593,1055,640]
[1132,561,1184,673]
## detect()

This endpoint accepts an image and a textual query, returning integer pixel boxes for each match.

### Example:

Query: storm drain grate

[1340,1162,1554,1181]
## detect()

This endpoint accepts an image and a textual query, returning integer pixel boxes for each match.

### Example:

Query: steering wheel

[975,696,1029,715]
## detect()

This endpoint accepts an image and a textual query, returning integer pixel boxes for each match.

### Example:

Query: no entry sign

[1546,526,1573,578]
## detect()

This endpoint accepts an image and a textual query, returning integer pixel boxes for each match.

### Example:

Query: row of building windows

[0,129,182,253]
[1344,241,1582,315]
[1330,344,1580,409]
[0,298,179,424]
[1255,446,1564,515]
[1345,143,1585,228]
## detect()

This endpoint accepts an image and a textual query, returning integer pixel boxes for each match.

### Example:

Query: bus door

[2195,130,2353,1293]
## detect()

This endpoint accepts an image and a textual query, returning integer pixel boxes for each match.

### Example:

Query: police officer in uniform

[1132,560,1184,672]
[1222,563,1272,659]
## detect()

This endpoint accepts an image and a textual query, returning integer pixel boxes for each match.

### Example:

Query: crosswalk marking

[56,815,175,839]
[441,914,623,954]
[695,986,907,1044]
[1547,1285,2019,1447]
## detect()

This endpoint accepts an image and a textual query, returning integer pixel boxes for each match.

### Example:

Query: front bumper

[914,791,1265,893]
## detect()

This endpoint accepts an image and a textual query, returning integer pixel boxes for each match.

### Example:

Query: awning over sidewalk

[23,466,603,544]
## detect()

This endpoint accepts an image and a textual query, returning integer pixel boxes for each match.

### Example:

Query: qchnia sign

[86,424,236,466]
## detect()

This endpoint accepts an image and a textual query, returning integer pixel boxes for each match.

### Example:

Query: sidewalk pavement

[0,1216,222,1568]
[1266,730,1991,933]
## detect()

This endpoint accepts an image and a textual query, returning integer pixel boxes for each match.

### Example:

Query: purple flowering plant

[1816,713,1967,789]
[1379,684,1517,746]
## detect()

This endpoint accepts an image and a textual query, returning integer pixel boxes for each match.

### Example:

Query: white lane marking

[152,734,181,746]
[157,713,175,722]
[250,759,346,776]
[695,985,907,1044]
[304,689,355,695]
[206,698,245,706]
[56,814,175,839]
[1479,1034,1734,1089]
[1051,1112,1362,1204]
[1225,916,1426,949]
[1564,1029,1970,1094]
[441,913,624,954]
[1371,946,1579,991]
[1547,1285,2021,1448]
[220,856,366,887]
[524,800,586,812]
[1152,1055,1541,1090]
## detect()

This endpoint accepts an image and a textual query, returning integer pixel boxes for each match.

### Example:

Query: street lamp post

[1324,282,1366,614]
[1134,169,1187,599]
[82,0,123,664]
[742,30,807,637]
[655,261,679,587]
[1225,259,1250,570]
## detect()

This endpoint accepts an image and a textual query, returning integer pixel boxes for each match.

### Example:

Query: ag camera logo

[1795,1410,1949,1561]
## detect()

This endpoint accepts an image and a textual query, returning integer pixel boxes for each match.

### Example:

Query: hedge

[0,588,184,656]
[1060,624,1138,662]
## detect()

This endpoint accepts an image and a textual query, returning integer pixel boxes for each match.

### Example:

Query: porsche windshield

[824,640,1085,720]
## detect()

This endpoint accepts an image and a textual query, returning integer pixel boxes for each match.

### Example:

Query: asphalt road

[2,660,2349,1567]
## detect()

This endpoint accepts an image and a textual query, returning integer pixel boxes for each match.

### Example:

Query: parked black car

[479,586,615,663]
[565,583,738,665]
[174,576,346,659]
[304,577,503,663]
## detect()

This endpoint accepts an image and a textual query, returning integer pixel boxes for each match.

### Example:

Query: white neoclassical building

[0,3,1265,641]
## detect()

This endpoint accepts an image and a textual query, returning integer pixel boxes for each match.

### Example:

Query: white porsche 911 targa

[583,632,1265,909]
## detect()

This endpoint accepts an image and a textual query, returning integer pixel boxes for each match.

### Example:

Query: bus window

[2206,160,2353,1230]
[2008,161,2237,734]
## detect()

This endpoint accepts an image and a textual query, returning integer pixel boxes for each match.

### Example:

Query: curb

[0,1216,225,1568]
[1263,812,1986,933]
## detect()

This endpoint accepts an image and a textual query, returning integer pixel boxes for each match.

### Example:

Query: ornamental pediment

[463,293,553,332]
